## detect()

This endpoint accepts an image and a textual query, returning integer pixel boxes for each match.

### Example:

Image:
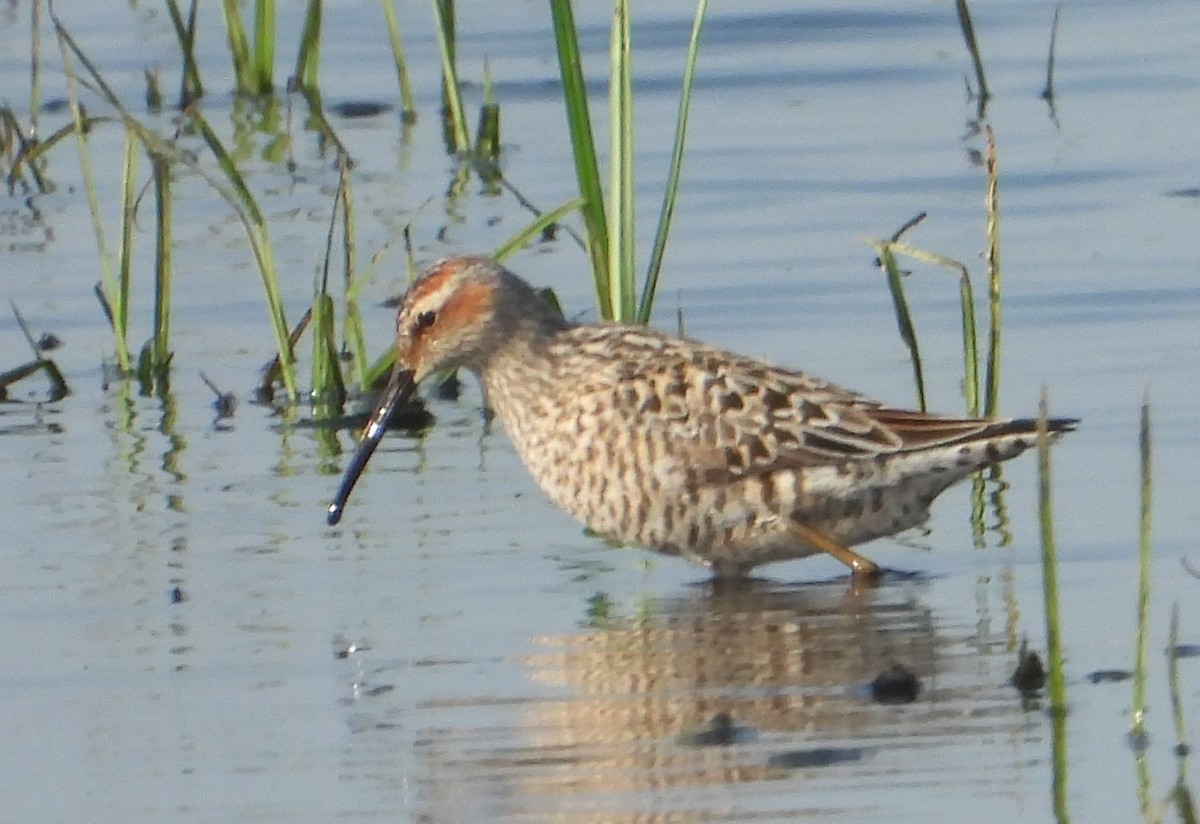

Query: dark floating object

[767,747,865,770]
[675,711,746,748]
[330,100,393,119]
[200,372,238,420]
[1169,644,1200,659]
[169,586,185,604]
[1087,669,1133,684]
[1012,641,1047,693]
[333,637,372,659]
[336,642,372,660]
[36,333,62,352]
[870,663,921,704]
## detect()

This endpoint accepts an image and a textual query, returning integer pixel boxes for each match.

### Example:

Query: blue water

[2,1,1198,821]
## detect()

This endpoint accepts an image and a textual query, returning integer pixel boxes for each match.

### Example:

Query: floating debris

[1086,669,1132,685]
[1012,640,1047,693]
[330,100,393,119]
[768,747,865,770]
[200,372,238,420]
[870,663,921,704]
[675,711,748,748]
[1169,644,1200,659]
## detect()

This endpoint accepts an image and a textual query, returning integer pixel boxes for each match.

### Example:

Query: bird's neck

[477,314,569,421]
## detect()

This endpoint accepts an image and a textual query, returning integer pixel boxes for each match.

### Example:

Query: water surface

[2,1,1199,821]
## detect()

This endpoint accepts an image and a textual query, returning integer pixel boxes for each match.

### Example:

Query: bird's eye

[414,310,437,332]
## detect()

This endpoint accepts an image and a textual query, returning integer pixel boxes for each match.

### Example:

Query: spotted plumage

[327,256,1076,578]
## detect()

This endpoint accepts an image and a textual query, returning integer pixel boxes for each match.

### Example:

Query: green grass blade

[164,0,204,107]
[609,0,635,321]
[336,161,369,390]
[310,293,345,417]
[343,299,368,390]
[293,0,323,91]
[983,126,1002,416]
[30,0,41,138]
[0,108,14,168]
[886,241,980,416]
[56,26,129,372]
[437,0,456,69]
[188,110,263,222]
[187,110,295,398]
[1036,388,1070,822]
[958,263,980,417]
[872,241,927,411]
[474,59,501,164]
[144,67,163,111]
[1049,671,1071,824]
[313,164,345,408]
[115,132,136,365]
[638,0,708,324]
[1131,399,1153,740]
[183,0,202,101]
[955,0,990,116]
[253,0,276,93]
[493,196,585,262]
[1037,388,1067,712]
[379,0,417,123]
[549,0,611,319]
[151,153,173,379]
[219,0,252,93]
[432,0,469,153]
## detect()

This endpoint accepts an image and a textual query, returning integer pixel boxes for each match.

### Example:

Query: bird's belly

[500,409,699,552]
[521,432,680,548]
[513,436,795,566]
[499,400,945,570]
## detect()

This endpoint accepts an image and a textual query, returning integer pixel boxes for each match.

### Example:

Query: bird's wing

[560,328,995,484]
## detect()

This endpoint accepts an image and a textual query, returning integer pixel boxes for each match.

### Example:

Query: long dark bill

[326,367,418,525]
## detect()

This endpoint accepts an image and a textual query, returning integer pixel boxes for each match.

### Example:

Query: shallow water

[2,1,1199,822]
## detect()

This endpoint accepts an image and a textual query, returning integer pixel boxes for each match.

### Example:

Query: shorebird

[326,256,1075,579]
